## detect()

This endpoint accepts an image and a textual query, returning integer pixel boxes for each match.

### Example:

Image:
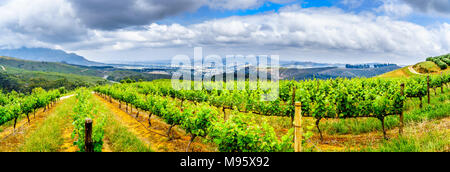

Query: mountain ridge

[0,47,105,66]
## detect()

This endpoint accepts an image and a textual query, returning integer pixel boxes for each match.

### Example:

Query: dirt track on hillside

[408,66,422,75]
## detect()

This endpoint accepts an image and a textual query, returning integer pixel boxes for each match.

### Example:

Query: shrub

[426,55,449,70]
[442,58,450,65]
[435,60,448,70]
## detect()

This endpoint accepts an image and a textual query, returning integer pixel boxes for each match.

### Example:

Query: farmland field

[1,71,448,152]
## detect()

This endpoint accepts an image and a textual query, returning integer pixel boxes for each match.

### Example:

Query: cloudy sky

[0,0,449,65]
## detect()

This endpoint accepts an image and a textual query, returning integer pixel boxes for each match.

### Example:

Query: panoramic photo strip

[0,0,448,168]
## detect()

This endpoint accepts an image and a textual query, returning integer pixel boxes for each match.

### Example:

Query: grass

[377,66,417,78]
[379,61,450,79]
[20,93,151,152]
[363,119,449,152]
[103,119,152,152]
[19,97,75,152]
[92,95,152,152]
[413,61,441,74]
[375,133,448,152]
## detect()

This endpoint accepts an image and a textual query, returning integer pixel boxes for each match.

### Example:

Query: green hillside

[0,56,103,77]
[0,56,171,83]
[379,53,450,78]
[426,54,450,70]
[377,66,416,78]
[106,70,171,82]
[0,66,107,93]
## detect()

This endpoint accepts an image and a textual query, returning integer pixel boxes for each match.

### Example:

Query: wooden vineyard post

[85,118,94,152]
[294,102,302,152]
[427,75,430,104]
[399,83,405,136]
[181,98,184,110]
[291,86,296,126]
[419,96,423,109]
[223,106,230,122]
[222,106,226,121]
[441,72,444,94]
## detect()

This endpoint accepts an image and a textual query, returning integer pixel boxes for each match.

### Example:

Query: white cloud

[340,0,364,9]
[66,0,206,30]
[0,0,87,48]
[402,0,450,15]
[0,0,448,64]
[377,0,413,17]
[70,6,448,64]
[377,0,450,17]
[207,0,294,10]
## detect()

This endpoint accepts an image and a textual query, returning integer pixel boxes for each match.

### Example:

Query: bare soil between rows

[0,101,63,152]
[94,94,217,152]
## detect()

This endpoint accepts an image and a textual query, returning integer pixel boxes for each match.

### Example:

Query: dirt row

[94,94,216,152]
[0,95,114,152]
[95,93,431,152]
[2,92,446,152]
[0,100,65,152]
[93,93,400,152]
[0,92,213,152]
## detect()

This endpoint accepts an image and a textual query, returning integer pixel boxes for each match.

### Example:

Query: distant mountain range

[279,66,401,80]
[0,48,104,66]
[0,56,171,83]
[280,61,343,68]
[0,47,398,70]
[0,47,400,80]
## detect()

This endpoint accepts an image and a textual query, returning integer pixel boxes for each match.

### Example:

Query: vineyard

[427,54,450,70]
[0,72,449,152]
[0,88,61,128]
[93,73,450,152]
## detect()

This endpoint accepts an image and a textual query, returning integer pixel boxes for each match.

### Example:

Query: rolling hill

[0,56,104,77]
[378,61,450,78]
[0,65,107,93]
[0,56,171,86]
[280,65,400,80]
[0,47,104,66]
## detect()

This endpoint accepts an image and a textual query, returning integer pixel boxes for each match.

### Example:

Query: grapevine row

[94,84,292,152]
[0,87,61,128]
[94,73,449,150]
[127,74,450,119]
[71,88,105,152]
